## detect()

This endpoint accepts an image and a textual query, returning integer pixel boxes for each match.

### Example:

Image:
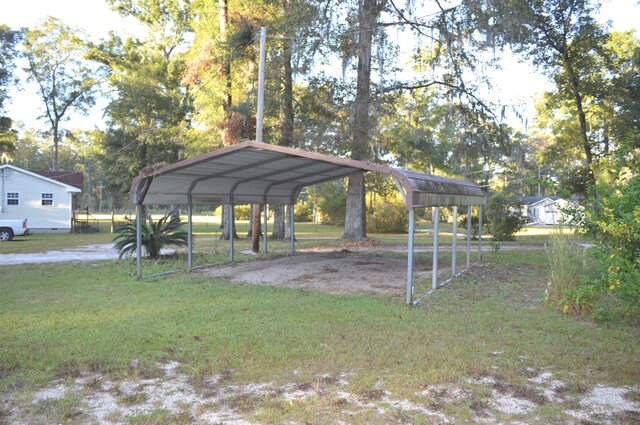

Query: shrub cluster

[485,194,527,241]
[580,173,640,321]
[547,172,640,323]
[367,195,408,233]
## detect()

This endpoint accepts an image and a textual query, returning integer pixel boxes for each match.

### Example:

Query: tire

[0,227,14,242]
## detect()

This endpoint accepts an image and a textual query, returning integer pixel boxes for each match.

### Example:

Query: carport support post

[466,206,472,269]
[432,207,440,290]
[187,194,193,270]
[136,203,142,280]
[263,203,268,256]
[478,205,483,261]
[230,201,235,262]
[406,208,415,305]
[452,205,458,276]
[289,204,295,253]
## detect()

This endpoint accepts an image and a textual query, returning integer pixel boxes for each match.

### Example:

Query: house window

[41,193,54,206]
[7,192,19,205]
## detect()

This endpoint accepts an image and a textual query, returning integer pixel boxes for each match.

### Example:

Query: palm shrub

[113,213,189,259]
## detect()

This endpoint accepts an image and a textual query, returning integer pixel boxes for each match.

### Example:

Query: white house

[518,196,570,225]
[0,164,82,233]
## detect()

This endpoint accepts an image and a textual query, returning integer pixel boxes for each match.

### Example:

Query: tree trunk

[344,173,367,239]
[565,56,596,187]
[247,205,262,236]
[220,204,238,240]
[271,204,285,239]
[218,0,238,239]
[219,0,233,146]
[343,0,382,240]
[280,32,294,148]
[271,24,294,242]
[52,121,60,171]
[284,204,295,240]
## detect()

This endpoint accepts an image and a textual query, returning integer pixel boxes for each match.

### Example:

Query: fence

[72,211,223,234]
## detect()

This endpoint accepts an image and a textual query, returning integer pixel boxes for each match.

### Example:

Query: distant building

[516,196,570,226]
[0,164,83,233]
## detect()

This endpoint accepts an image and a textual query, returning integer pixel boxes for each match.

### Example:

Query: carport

[130,141,485,305]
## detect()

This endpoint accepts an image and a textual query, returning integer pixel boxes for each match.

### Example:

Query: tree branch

[380,79,505,135]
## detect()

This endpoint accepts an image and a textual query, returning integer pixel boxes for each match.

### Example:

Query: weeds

[545,228,592,315]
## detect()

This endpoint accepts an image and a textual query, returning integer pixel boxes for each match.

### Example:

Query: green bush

[294,200,314,222]
[233,204,251,220]
[485,194,526,241]
[458,208,486,240]
[316,182,346,226]
[113,213,189,259]
[579,173,640,320]
[367,195,408,233]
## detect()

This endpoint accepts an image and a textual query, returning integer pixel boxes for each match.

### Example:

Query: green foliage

[458,207,486,240]
[545,230,593,316]
[113,213,189,259]
[90,2,193,207]
[367,195,408,233]
[294,200,313,222]
[546,172,640,322]
[316,182,346,226]
[580,173,640,318]
[485,194,527,241]
[0,24,21,113]
[233,205,251,220]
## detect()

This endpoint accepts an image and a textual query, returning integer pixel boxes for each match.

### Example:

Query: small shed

[0,164,82,233]
[129,141,486,305]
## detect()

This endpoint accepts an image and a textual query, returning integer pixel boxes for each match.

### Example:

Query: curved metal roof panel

[130,141,485,208]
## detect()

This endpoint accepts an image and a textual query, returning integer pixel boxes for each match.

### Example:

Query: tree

[342,0,387,240]
[183,0,261,240]
[476,0,610,188]
[0,25,22,162]
[92,0,193,207]
[23,17,105,171]
[530,29,640,195]
[0,25,21,113]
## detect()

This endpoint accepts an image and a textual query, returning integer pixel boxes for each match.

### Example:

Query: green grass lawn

[1,225,635,423]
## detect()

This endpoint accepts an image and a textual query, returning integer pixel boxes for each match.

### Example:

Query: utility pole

[252,27,267,253]
[97,182,105,212]
[537,165,541,197]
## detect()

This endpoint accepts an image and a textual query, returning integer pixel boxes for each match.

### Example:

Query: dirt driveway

[197,250,437,296]
[0,244,118,265]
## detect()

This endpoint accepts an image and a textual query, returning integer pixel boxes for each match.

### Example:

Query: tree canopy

[1,0,638,218]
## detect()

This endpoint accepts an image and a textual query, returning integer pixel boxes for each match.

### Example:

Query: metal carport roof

[129,140,486,306]
[130,140,485,208]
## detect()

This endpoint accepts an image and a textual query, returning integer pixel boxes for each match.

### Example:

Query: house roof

[0,164,82,193]
[130,141,485,209]
[33,170,84,190]
[517,196,562,206]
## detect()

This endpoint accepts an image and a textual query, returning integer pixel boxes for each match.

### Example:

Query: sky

[1,0,639,135]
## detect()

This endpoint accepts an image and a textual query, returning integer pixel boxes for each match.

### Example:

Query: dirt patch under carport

[197,250,440,296]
